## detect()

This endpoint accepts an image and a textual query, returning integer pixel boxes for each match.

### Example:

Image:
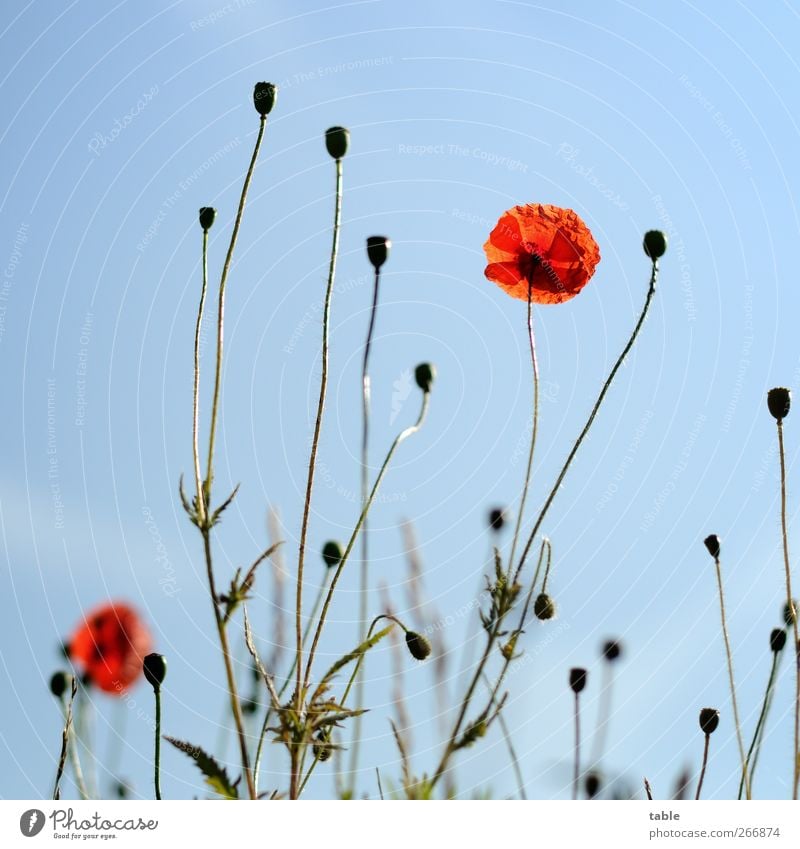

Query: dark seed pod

[241,698,259,716]
[767,387,791,421]
[569,667,587,694]
[325,126,350,160]
[585,771,601,799]
[770,628,787,653]
[488,507,506,532]
[533,592,556,621]
[414,363,436,393]
[198,207,216,231]
[253,82,277,116]
[784,599,798,629]
[602,639,623,662]
[703,534,721,560]
[143,653,167,691]
[366,236,391,270]
[643,230,667,260]
[49,670,72,699]
[322,540,344,569]
[405,630,432,661]
[699,707,719,735]
[313,732,332,762]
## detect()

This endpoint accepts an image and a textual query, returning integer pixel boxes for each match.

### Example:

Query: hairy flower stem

[53,678,78,801]
[192,230,210,526]
[739,650,781,799]
[508,278,539,572]
[777,419,800,799]
[695,733,711,800]
[303,393,431,694]
[573,691,582,800]
[712,554,750,799]
[294,157,344,728]
[512,260,659,587]
[350,266,381,790]
[153,688,162,800]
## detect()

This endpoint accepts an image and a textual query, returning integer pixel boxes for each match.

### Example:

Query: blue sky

[2,0,800,800]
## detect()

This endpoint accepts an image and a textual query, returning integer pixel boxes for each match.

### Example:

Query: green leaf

[164,736,239,799]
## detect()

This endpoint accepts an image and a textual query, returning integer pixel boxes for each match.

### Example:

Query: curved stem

[695,734,711,800]
[739,650,780,799]
[192,230,210,526]
[204,115,267,506]
[350,266,381,789]
[777,419,800,799]
[294,157,344,715]
[713,555,750,799]
[513,260,659,586]
[508,278,539,572]
[153,688,162,800]
[303,392,430,693]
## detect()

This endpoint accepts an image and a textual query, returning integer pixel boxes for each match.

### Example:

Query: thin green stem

[777,419,800,799]
[508,278,539,573]
[53,682,77,801]
[350,266,381,790]
[153,688,162,800]
[739,650,780,799]
[294,157,344,726]
[695,734,711,800]
[713,556,750,799]
[204,114,267,506]
[203,530,256,799]
[192,229,210,526]
[513,260,659,587]
[303,391,430,694]
[573,691,581,800]
[482,673,526,800]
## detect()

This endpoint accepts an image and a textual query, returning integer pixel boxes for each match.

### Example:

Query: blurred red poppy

[483,203,601,304]
[67,602,152,694]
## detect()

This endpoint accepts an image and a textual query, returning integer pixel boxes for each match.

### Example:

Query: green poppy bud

[488,507,506,532]
[415,363,436,393]
[602,639,622,662]
[533,592,556,621]
[253,82,277,116]
[198,207,216,231]
[143,653,167,691]
[50,671,72,699]
[770,628,787,653]
[366,235,391,270]
[767,387,791,421]
[699,707,719,735]
[325,126,350,160]
[405,630,432,660]
[569,667,587,694]
[643,230,667,260]
[703,534,720,560]
[322,540,344,569]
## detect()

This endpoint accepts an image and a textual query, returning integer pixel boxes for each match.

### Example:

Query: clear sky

[2,0,800,801]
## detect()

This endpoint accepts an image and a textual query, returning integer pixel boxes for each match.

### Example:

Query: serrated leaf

[317,625,393,692]
[164,736,239,799]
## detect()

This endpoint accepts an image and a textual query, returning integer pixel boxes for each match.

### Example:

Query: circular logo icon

[19,809,46,837]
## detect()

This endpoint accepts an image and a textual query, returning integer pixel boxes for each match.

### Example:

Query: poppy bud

[770,628,787,653]
[533,593,556,621]
[783,599,798,629]
[703,534,720,560]
[569,667,587,694]
[198,207,216,231]
[241,698,258,716]
[415,363,436,393]
[405,630,432,661]
[488,507,506,532]
[325,126,349,160]
[50,671,72,699]
[366,236,391,270]
[585,771,601,799]
[322,540,344,569]
[602,639,623,662]
[643,230,667,260]
[699,707,719,735]
[253,82,277,116]
[767,387,791,421]
[143,653,167,691]
[313,732,332,762]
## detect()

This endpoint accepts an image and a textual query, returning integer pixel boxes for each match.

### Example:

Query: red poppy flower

[67,602,152,694]
[483,203,601,304]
